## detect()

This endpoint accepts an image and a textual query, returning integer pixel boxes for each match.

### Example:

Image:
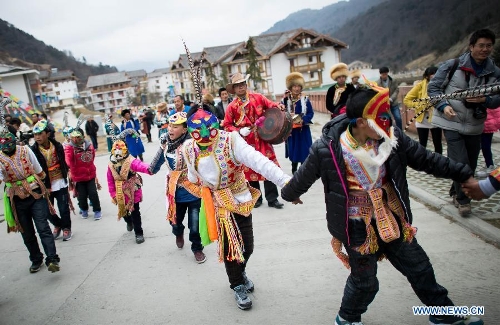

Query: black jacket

[325,83,355,115]
[281,115,473,245]
[31,138,69,190]
[214,98,233,121]
[85,120,99,136]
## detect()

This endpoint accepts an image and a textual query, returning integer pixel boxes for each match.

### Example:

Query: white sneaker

[476,165,495,178]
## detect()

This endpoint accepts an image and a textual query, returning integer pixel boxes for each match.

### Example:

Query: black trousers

[47,186,72,230]
[443,130,481,204]
[223,214,254,289]
[416,127,443,155]
[75,179,101,212]
[123,202,143,235]
[339,219,453,322]
[248,180,278,203]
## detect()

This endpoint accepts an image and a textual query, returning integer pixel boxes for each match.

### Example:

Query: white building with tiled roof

[167,28,347,99]
[147,67,174,102]
[86,72,134,113]
[39,68,79,108]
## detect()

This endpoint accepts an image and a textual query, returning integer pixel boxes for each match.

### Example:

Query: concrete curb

[408,182,500,247]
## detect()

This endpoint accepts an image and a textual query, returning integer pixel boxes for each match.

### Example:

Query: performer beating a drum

[223,73,286,209]
[281,72,314,174]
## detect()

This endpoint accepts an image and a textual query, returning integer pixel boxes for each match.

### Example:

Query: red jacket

[484,107,500,133]
[64,140,97,182]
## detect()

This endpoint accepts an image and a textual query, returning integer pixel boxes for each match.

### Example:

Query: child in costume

[65,127,103,220]
[106,123,152,244]
[281,85,483,325]
[149,112,205,263]
[0,97,60,273]
[183,104,291,310]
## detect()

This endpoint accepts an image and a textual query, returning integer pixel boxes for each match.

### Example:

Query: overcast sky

[3,0,340,72]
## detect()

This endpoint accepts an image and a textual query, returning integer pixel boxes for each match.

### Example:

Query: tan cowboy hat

[286,72,305,90]
[330,63,349,81]
[156,102,168,112]
[226,72,250,94]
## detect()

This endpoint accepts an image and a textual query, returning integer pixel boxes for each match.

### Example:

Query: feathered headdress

[182,40,205,105]
[0,96,13,135]
[70,114,87,137]
[105,115,139,143]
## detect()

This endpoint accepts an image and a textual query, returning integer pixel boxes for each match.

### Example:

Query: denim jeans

[390,104,403,130]
[75,178,101,212]
[443,130,481,204]
[14,194,60,265]
[124,202,143,235]
[48,186,72,230]
[223,213,254,289]
[338,220,453,322]
[171,199,202,252]
[248,180,278,204]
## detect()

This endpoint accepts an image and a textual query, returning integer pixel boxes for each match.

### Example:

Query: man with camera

[428,28,500,217]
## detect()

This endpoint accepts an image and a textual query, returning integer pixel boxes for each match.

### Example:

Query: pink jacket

[484,107,500,133]
[107,158,151,204]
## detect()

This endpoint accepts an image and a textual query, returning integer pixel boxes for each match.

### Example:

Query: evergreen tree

[205,64,217,95]
[246,37,263,88]
[217,65,230,88]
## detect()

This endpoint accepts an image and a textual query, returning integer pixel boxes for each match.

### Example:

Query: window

[56,91,60,95]
[156,80,159,83]
[309,56,314,63]
[55,83,59,87]
[310,72,315,78]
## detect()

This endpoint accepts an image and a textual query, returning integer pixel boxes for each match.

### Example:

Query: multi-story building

[168,28,348,98]
[86,72,134,113]
[0,64,39,108]
[147,67,174,103]
[39,68,79,109]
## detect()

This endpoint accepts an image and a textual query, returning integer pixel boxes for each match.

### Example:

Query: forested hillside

[0,19,117,88]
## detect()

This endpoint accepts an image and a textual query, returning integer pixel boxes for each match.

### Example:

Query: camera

[462,100,486,119]
[18,130,34,144]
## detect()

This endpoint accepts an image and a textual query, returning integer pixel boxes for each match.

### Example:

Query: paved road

[0,117,499,325]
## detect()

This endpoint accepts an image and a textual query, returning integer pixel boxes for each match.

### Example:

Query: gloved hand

[239,127,251,137]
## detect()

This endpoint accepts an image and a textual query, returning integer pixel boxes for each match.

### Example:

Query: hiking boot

[29,261,43,273]
[458,203,471,217]
[47,261,60,273]
[194,251,206,264]
[81,210,89,219]
[126,222,134,232]
[429,314,483,325]
[53,226,62,240]
[233,284,252,310]
[242,272,254,292]
[176,235,184,249]
[62,229,72,241]
[335,314,364,325]
[94,211,102,221]
[135,235,145,244]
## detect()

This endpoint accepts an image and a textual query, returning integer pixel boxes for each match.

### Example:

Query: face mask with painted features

[187,108,220,147]
[0,131,17,155]
[111,140,129,162]
[361,84,393,138]
[70,129,85,146]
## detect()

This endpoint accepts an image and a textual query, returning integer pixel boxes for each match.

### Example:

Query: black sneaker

[135,235,145,244]
[29,261,43,273]
[233,284,252,310]
[268,200,284,209]
[429,315,483,325]
[126,222,134,232]
[47,261,60,273]
[242,272,254,292]
[254,200,262,208]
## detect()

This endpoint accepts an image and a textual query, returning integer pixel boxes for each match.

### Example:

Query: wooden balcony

[290,62,325,73]
[304,80,321,89]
